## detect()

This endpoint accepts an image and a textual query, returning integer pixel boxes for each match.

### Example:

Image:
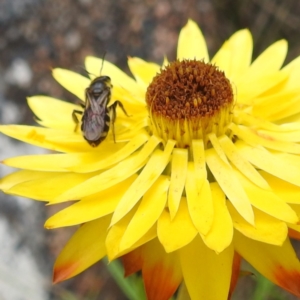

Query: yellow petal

[116,125,148,143]
[233,110,296,132]
[106,207,138,260]
[223,29,253,81]
[53,133,160,202]
[52,68,90,101]
[234,232,300,297]
[45,175,137,228]
[271,149,300,168]
[0,170,53,193]
[211,40,231,75]
[261,171,300,204]
[0,125,101,153]
[111,140,175,226]
[201,183,233,253]
[205,148,254,225]
[168,148,188,219]
[253,92,300,121]
[3,143,124,172]
[106,207,156,260]
[85,56,136,88]
[208,133,229,165]
[281,55,300,90]
[192,139,207,180]
[52,152,146,203]
[248,128,300,143]
[162,56,169,68]
[235,140,300,186]
[236,169,298,224]
[157,197,197,253]
[231,123,300,154]
[273,100,300,122]
[228,202,287,245]
[120,176,169,250]
[85,56,145,103]
[244,92,300,123]
[69,131,150,172]
[218,135,270,190]
[185,162,214,235]
[177,19,209,61]
[27,96,79,130]
[128,57,160,86]
[236,39,287,84]
[53,216,110,283]
[179,235,234,300]
[236,72,288,104]
[7,172,92,201]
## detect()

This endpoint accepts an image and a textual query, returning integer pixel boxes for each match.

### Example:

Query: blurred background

[0,0,300,299]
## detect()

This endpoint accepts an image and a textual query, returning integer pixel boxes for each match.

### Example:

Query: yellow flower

[1,20,300,299]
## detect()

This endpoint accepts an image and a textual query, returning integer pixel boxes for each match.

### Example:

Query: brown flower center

[146,59,234,148]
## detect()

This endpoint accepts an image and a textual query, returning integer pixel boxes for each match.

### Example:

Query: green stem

[177,283,190,300]
[252,273,275,300]
[104,258,146,300]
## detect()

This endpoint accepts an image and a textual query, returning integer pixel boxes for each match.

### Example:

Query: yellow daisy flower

[1,19,300,299]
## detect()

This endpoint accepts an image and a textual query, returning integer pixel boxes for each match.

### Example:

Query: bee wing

[82,90,110,142]
[86,89,110,109]
[82,106,108,141]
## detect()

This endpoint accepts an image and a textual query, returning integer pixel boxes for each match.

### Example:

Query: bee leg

[109,101,130,143]
[109,105,117,143]
[72,110,83,132]
[113,100,130,117]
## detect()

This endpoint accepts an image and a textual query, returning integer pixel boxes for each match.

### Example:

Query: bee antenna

[100,51,107,75]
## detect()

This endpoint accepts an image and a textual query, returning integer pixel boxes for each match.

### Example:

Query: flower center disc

[146,59,234,148]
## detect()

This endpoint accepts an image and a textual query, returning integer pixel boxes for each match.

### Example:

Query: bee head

[88,76,112,96]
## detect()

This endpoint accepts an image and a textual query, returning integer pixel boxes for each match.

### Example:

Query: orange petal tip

[274,267,300,297]
[143,265,181,300]
[53,261,79,284]
[122,250,143,277]
[288,228,300,240]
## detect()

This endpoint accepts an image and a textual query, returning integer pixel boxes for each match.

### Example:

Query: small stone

[5,58,33,88]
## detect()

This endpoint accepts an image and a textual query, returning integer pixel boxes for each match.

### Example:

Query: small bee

[72,75,129,147]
